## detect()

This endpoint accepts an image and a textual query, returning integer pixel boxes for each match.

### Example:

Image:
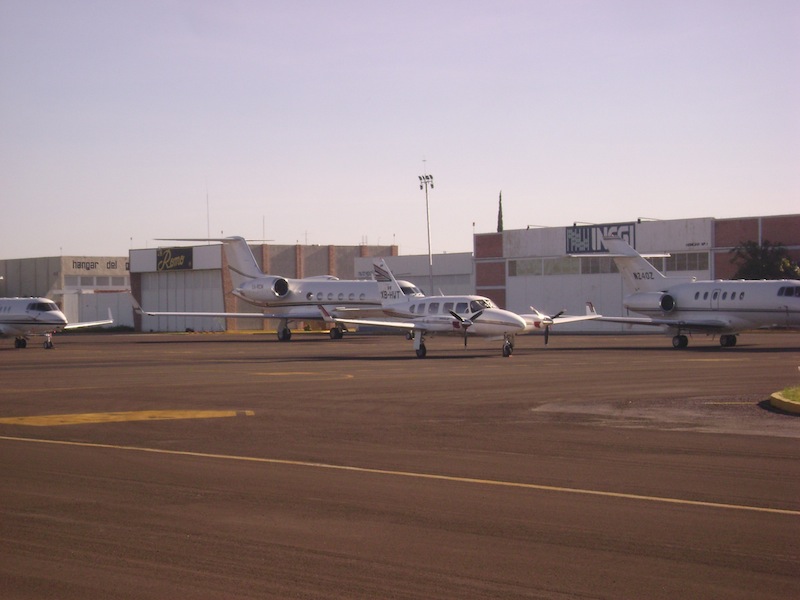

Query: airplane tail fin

[374,260,406,307]
[157,236,264,290]
[602,236,667,293]
[220,237,264,289]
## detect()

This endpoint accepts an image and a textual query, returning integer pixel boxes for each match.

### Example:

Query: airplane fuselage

[383,296,527,337]
[234,276,423,319]
[624,280,800,332]
[0,298,68,339]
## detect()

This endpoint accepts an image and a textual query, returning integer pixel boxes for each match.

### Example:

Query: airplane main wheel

[415,343,427,358]
[720,334,737,347]
[672,335,688,349]
[277,327,292,342]
[330,327,344,340]
[15,338,27,349]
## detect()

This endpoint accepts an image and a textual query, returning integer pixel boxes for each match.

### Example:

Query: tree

[729,240,800,279]
[497,191,503,232]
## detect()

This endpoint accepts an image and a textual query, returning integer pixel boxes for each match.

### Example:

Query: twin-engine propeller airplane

[137,237,424,341]
[0,297,113,349]
[322,260,596,357]
[596,236,800,348]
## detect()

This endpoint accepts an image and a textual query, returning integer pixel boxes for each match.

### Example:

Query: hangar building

[131,241,405,332]
[0,254,132,327]
[475,213,800,333]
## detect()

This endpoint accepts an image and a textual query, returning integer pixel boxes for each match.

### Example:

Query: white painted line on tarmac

[1,435,797,517]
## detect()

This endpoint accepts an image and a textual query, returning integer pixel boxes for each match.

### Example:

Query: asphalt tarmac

[1,331,799,599]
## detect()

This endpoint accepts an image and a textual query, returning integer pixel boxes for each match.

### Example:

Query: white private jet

[137,237,424,341]
[0,297,113,349]
[321,260,529,358]
[596,236,800,348]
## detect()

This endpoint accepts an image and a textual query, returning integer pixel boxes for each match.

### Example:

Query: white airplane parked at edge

[322,260,593,358]
[596,235,800,348]
[137,237,424,341]
[0,297,113,349]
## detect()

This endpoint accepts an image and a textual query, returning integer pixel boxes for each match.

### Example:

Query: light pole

[418,174,434,295]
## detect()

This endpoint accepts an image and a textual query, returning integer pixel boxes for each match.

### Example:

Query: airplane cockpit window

[28,302,59,312]
[401,285,423,297]
[470,299,494,312]
[778,286,800,297]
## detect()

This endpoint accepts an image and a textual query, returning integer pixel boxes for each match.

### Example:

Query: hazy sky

[1,0,798,259]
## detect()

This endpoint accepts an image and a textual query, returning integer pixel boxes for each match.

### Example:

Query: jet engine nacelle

[624,291,676,314]
[237,276,292,301]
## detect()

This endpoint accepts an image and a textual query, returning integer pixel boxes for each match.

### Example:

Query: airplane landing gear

[14,337,27,349]
[672,334,689,348]
[43,333,54,349]
[329,326,344,340]
[277,327,292,341]
[413,330,427,358]
[720,334,737,347]
[502,334,514,357]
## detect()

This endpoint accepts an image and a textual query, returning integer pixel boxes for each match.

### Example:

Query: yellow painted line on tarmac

[0,435,797,517]
[252,371,354,380]
[0,410,254,427]
[703,402,753,405]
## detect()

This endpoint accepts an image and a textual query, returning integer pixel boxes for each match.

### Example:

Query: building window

[508,258,542,277]
[581,256,619,274]
[665,252,709,272]
[543,257,580,276]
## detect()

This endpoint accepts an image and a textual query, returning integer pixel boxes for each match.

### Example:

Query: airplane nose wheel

[502,341,513,357]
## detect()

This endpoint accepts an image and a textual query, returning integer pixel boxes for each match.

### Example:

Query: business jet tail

[158,236,265,289]
[602,236,669,294]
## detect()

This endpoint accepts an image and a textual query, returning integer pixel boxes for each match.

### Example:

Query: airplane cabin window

[409,305,415,314]
[703,292,709,300]
[740,292,745,299]
[443,302,454,313]
[722,292,727,300]
[428,302,440,314]
[694,292,700,300]
[712,291,719,300]
[456,302,468,313]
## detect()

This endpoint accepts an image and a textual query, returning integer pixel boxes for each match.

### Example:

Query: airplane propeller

[529,307,564,346]
[449,310,484,347]
[543,309,564,345]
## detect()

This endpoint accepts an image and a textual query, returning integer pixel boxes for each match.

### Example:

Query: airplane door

[711,289,721,310]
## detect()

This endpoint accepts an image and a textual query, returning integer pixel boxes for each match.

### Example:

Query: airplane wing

[322,315,416,331]
[63,309,114,330]
[594,315,732,331]
[519,303,600,333]
[135,304,339,322]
